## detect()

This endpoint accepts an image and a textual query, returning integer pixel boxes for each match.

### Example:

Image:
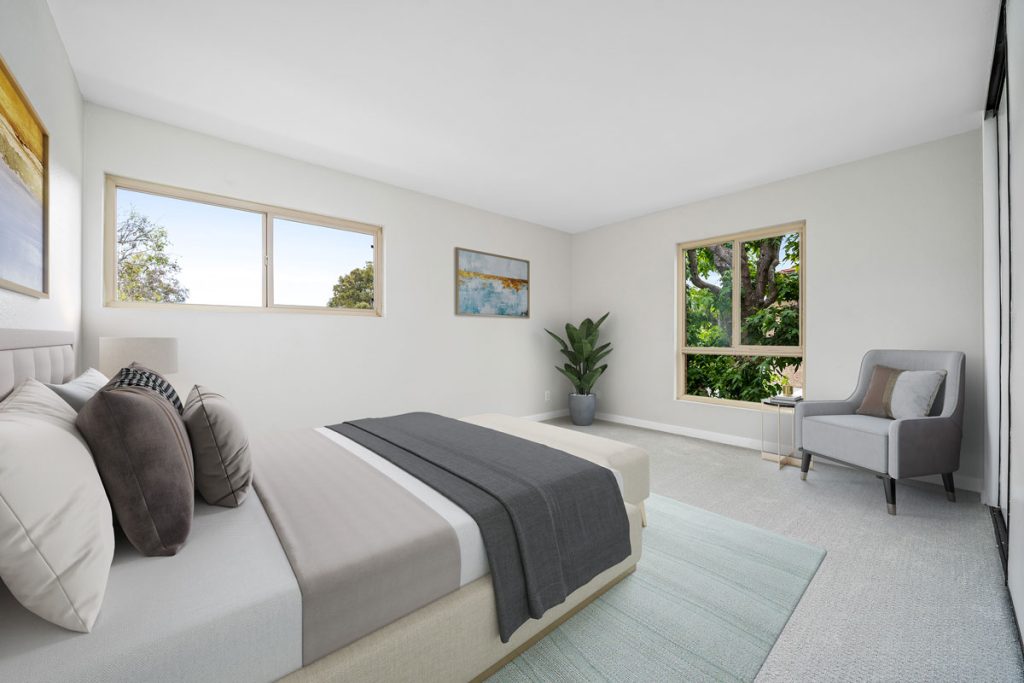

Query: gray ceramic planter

[569,393,597,426]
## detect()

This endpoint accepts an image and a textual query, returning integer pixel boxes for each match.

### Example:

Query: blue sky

[118,189,373,306]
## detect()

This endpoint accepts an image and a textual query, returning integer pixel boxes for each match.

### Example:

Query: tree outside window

[680,223,803,403]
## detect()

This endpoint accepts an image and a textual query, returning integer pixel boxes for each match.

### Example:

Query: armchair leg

[800,449,812,481]
[941,473,956,502]
[883,476,896,515]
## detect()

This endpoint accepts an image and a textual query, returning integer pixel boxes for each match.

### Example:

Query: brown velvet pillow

[76,386,195,556]
[182,385,253,507]
[856,366,902,418]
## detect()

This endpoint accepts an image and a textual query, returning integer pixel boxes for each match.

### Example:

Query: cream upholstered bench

[460,414,651,525]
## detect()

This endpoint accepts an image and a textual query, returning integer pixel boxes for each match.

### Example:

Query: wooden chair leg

[639,501,648,528]
[883,476,896,515]
[941,473,956,502]
[800,449,812,481]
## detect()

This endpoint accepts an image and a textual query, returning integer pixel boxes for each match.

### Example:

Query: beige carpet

[545,417,1023,682]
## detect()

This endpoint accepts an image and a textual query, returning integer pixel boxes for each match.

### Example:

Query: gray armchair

[795,350,966,515]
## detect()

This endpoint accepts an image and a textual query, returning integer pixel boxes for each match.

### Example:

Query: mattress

[0,490,302,683]
[0,420,637,682]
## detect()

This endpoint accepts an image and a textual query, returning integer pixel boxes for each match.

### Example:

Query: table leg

[777,406,783,470]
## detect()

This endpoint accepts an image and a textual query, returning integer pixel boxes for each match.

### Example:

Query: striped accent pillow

[856,366,946,419]
[110,365,183,413]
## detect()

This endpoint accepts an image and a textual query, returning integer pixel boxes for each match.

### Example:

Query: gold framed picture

[454,247,529,318]
[0,53,48,298]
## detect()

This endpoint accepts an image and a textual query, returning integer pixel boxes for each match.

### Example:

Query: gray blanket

[330,412,631,642]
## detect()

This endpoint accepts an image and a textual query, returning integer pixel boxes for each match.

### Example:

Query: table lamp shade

[99,337,179,377]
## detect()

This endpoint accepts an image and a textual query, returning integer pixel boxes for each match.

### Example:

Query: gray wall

[572,131,985,490]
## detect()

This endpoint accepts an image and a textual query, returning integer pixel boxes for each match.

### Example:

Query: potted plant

[778,374,794,397]
[545,313,613,426]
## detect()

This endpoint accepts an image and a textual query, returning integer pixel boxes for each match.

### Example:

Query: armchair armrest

[888,415,963,480]
[795,399,859,449]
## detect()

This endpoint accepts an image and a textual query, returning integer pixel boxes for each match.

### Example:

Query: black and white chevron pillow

[110,366,184,413]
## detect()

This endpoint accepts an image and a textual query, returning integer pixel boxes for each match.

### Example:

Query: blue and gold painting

[0,56,47,297]
[455,248,529,317]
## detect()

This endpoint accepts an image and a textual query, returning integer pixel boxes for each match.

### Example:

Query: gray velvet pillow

[182,385,252,507]
[76,386,195,556]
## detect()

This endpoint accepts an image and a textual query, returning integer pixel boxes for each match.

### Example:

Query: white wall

[0,0,82,334]
[572,131,985,490]
[81,105,572,433]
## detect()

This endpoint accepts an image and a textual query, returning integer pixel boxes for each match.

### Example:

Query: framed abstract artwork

[455,247,529,318]
[0,53,48,298]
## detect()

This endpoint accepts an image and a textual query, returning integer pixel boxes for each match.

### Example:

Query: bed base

[470,564,636,682]
[281,502,643,683]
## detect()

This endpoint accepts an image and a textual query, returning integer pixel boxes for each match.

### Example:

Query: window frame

[676,220,806,406]
[103,175,383,316]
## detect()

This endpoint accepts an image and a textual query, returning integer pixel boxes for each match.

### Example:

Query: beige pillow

[857,366,947,419]
[0,378,80,433]
[182,385,253,507]
[0,387,114,632]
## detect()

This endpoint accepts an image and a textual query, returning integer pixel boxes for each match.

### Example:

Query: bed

[0,330,647,682]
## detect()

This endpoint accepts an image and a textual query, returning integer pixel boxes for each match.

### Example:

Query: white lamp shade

[99,337,179,377]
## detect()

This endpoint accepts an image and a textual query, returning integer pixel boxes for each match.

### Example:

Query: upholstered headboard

[0,329,76,400]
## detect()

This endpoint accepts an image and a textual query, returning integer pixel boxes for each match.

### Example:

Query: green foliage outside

[116,207,189,303]
[328,261,374,309]
[545,313,613,395]
[684,234,801,402]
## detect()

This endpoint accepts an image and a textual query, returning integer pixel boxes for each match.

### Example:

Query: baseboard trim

[595,412,763,451]
[594,412,983,493]
[522,409,569,421]
[991,506,1010,580]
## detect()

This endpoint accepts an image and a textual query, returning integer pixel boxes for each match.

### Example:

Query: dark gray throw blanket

[329,412,631,642]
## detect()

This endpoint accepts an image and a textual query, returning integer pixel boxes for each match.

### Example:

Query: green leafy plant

[545,313,613,395]
[683,232,802,401]
[328,261,374,309]
[116,206,189,303]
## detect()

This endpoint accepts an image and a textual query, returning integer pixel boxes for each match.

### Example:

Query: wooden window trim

[676,220,806,404]
[103,175,383,316]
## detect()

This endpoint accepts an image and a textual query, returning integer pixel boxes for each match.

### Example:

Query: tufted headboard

[0,329,76,401]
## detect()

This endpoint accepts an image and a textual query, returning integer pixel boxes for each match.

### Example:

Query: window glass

[679,224,804,404]
[682,241,733,347]
[685,354,803,402]
[739,231,800,346]
[114,188,263,306]
[272,217,375,309]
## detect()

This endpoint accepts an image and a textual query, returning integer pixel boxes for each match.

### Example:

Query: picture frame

[454,247,530,318]
[0,52,49,299]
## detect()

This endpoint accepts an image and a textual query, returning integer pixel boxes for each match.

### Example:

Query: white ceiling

[46,0,999,232]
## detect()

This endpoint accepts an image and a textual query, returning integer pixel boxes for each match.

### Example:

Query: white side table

[759,398,806,470]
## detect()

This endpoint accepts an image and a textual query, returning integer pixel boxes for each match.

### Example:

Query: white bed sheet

[0,490,302,683]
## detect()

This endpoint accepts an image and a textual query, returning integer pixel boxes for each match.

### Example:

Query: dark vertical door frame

[987,0,1011,579]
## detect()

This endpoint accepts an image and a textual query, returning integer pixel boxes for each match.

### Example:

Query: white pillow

[46,368,109,412]
[889,370,947,420]
[0,378,80,433]
[0,382,114,632]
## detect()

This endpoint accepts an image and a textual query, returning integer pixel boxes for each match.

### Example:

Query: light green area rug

[489,494,825,682]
